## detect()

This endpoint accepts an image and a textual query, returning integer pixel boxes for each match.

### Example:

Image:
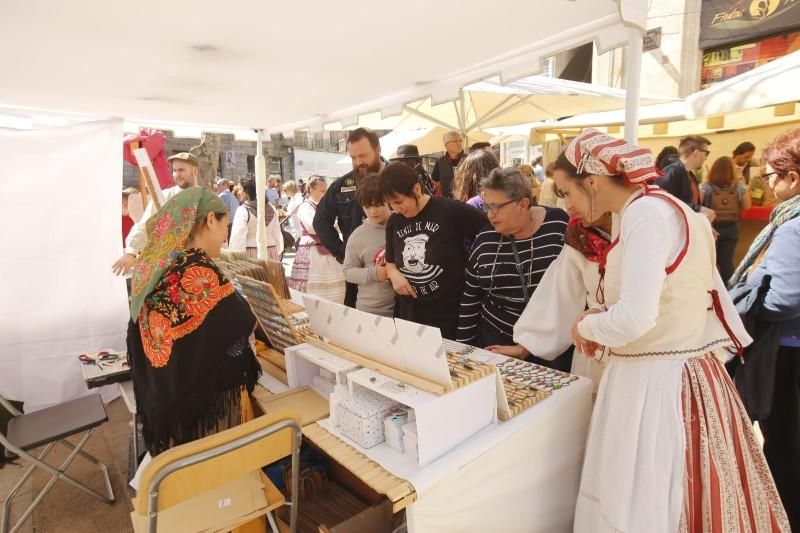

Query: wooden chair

[131,409,302,533]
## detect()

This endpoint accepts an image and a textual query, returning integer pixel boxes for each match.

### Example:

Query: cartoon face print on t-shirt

[402,234,429,273]
[399,232,443,288]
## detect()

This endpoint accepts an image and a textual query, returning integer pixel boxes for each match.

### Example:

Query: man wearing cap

[314,127,386,307]
[111,152,200,275]
[431,130,465,198]
[391,144,434,195]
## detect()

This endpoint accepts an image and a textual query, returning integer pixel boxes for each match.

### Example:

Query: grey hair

[480,167,533,203]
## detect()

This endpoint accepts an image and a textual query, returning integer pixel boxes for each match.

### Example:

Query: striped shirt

[457,207,568,346]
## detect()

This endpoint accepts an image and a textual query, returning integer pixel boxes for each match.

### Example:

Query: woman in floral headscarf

[127,187,261,457]
[552,130,787,532]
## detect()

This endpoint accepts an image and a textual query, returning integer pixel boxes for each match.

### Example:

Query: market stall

[267,293,593,532]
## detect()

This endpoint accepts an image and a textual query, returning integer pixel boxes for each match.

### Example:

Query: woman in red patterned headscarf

[127,187,261,457]
[553,130,788,532]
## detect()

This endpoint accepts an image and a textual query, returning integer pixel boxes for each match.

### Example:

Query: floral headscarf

[130,187,227,320]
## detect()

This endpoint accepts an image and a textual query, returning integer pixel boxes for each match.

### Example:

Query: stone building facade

[123,130,351,190]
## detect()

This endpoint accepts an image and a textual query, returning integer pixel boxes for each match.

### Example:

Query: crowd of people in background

[116,122,799,530]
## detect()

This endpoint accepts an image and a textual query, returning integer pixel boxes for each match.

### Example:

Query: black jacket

[312,171,365,263]
[431,152,464,198]
[656,160,701,212]
[728,275,782,421]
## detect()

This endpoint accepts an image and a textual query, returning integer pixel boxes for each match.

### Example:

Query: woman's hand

[376,265,390,283]
[390,271,416,298]
[571,309,603,358]
[485,344,529,359]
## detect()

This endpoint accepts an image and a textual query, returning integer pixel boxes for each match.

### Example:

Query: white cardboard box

[335,388,400,448]
[346,368,496,466]
[285,343,360,390]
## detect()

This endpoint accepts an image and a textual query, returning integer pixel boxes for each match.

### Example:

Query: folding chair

[131,408,302,533]
[0,393,115,533]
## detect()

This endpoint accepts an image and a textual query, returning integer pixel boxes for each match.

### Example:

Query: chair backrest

[133,408,301,515]
[0,394,22,418]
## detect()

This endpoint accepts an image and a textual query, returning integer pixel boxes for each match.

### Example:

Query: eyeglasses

[698,149,711,156]
[758,171,779,181]
[481,199,516,214]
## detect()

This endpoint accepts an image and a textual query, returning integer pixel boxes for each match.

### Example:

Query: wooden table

[251,385,416,514]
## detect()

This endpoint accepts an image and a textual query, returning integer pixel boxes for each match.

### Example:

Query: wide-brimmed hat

[391,144,421,160]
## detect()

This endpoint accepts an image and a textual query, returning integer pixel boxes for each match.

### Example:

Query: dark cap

[391,144,421,160]
[167,152,199,167]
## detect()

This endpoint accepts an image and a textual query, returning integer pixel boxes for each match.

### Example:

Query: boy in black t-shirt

[380,162,488,339]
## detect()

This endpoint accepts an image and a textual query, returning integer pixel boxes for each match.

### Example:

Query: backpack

[703,185,740,224]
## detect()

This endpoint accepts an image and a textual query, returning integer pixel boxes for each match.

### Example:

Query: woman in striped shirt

[456,167,568,352]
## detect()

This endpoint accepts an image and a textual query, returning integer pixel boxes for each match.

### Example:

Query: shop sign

[700,0,800,48]
[701,30,800,87]
[643,27,662,51]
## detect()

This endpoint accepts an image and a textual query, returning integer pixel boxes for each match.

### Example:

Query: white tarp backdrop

[0,120,128,410]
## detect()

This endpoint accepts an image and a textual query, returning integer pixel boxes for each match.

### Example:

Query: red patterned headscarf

[564,129,660,184]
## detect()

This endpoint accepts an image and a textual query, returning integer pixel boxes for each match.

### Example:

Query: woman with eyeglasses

[728,127,800,530]
[456,168,568,351]
[380,162,488,339]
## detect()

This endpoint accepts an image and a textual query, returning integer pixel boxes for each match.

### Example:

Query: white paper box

[348,368,497,465]
[384,408,411,452]
[311,375,335,399]
[335,389,399,448]
[285,343,359,390]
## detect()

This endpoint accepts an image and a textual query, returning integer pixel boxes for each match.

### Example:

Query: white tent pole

[255,129,267,260]
[624,26,644,143]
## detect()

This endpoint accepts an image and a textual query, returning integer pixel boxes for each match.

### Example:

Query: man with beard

[314,128,385,307]
[111,152,200,275]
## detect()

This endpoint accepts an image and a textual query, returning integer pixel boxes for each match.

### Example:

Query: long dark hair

[452,149,500,202]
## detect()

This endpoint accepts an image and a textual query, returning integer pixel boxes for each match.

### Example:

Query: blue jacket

[743,216,800,345]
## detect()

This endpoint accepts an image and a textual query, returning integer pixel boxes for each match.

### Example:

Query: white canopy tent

[326,75,661,146]
[0,0,648,411]
[687,50,800,119]
[0,0,647,136]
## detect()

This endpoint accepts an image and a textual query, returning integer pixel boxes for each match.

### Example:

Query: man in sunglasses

[657,135,717,223]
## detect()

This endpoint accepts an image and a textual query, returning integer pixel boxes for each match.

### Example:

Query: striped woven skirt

[574,353,789,532]
[288,244,344,304]
[679,356,788,532]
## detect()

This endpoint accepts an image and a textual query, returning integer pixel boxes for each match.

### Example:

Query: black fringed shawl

[127,248,261,456]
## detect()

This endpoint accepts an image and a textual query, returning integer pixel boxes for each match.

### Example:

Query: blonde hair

[518,164,534,178]
[282,180,298,195]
